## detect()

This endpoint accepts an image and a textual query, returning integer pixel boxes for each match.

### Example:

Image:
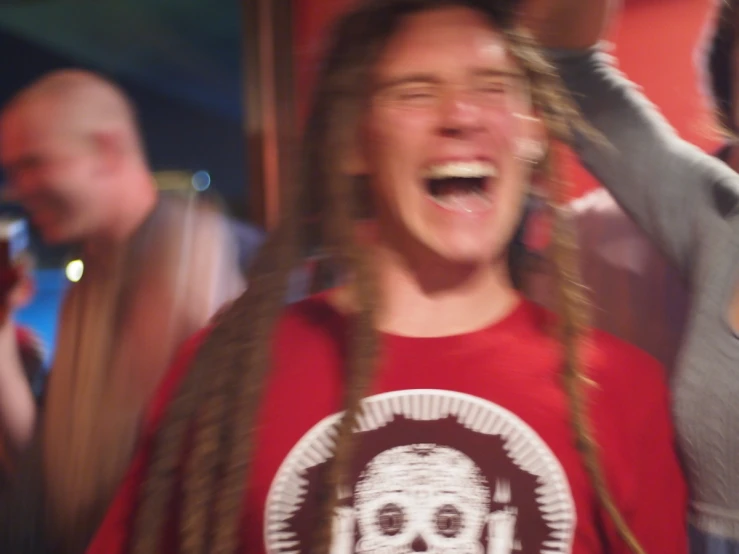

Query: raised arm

[0,271,43,459]
[523,0,738,276]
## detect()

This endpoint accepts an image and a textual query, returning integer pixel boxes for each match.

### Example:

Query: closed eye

[392,86,437,103]
[479,84,507,94]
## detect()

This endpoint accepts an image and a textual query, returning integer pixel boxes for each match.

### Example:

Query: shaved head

[0,69,155,245]
[4,69,143,155]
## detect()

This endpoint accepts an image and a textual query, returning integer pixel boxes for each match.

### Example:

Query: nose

[437,89,483,138]
[411,534,428,552]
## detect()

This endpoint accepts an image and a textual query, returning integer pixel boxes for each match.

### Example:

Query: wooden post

[242,0,296,230]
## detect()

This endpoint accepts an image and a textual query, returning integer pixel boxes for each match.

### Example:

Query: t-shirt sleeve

[587,333,688,553]
[84,329,209,554]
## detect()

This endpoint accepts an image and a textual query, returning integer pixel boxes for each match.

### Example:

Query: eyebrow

[375,69,526,91]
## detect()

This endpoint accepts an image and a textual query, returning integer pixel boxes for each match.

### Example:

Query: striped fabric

[691,526,739,554]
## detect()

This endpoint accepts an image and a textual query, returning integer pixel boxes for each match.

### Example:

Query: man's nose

[437,89,484,138]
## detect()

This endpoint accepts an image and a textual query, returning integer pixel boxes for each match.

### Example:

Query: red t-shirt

[87,295,687,554]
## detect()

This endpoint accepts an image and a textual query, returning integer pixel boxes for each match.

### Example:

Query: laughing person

[85,1,687,553]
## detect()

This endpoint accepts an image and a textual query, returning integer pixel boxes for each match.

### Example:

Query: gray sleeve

[549,45,736,275]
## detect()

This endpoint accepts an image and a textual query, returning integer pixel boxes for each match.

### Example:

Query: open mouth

[423,161,497,213]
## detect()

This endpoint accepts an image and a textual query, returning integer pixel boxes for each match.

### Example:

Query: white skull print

[327,444,517,554]
[266,391,576,554]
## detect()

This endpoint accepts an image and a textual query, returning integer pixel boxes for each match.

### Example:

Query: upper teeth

[423,161,497,180]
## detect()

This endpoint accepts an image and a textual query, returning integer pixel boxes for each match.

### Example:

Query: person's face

[0,102,107,245]
[354,7,542,269]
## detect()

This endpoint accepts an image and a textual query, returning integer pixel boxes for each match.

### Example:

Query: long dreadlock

[128,1,645,553]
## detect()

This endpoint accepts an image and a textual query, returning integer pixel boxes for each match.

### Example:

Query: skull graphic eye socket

[435,504,463,538]
[376,503,405,536]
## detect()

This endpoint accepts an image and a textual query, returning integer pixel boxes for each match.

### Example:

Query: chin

[429,234,503,264]
[439,252,496,266]
[39,230,61,245]
[427,242,502,267]
[41,227,75,246]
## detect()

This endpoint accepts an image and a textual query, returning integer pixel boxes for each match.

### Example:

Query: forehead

[375,6,516,79]
[1,102,70,160]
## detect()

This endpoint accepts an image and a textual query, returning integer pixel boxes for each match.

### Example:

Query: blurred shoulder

[583,328,668,398]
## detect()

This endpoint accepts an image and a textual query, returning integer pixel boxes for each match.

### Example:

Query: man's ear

[341,139,369,176]
[340,119,370,176]
[92,130,127,175]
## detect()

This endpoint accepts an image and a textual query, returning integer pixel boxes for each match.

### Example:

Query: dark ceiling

[0,0,243,119]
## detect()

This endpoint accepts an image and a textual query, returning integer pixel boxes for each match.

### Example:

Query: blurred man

[0,69,245,553]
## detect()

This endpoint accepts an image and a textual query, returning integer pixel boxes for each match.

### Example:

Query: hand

[0,265,28,370]
[0,269,20,327]
[0,263,36,453]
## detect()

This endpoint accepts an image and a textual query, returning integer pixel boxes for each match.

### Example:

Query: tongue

[436,189,490,212]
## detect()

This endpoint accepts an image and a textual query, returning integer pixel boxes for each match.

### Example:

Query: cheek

[485,108,522,153]
[37,168,87,211]
[365,107,429,163]
[23,169,61,200]
[59,162,94,195]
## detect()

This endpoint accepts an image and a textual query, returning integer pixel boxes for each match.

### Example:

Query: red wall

[294,0,349,121]
[293,0,720,196]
